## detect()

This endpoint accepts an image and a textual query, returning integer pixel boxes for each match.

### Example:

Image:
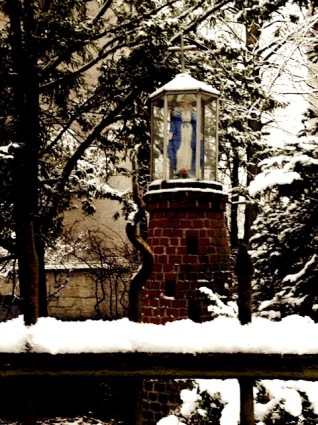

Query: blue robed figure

[168,94,203,177]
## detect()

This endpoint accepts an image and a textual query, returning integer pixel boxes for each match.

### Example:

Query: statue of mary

[168,94,197,177]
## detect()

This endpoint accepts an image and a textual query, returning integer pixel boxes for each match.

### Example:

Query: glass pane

[203,99,218,181]
[151,94,218,182]
[151,103,165,181]
[168,93,198,179]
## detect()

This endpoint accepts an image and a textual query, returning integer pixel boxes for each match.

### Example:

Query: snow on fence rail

[0,315,317,379]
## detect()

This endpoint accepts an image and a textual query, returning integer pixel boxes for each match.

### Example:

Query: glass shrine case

[150,73,220,183]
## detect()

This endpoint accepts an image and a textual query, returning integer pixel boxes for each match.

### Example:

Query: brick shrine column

[142,180,232,325]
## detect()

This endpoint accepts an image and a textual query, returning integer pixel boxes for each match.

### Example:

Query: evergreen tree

[250,136,318,320]
[189,0,318,247]
[249,0,318,318]
[0,0,188,324]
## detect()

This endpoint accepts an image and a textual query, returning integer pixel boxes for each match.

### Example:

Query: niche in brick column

[142,72,232,325]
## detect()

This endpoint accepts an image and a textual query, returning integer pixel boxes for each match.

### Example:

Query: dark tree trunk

[16,218,40,327]
[244,21,262,247]
[235,244,254,325]
[126,183,154,323]
[239,378,255,425]
[244,141,260,246]
[235,243,255,425]
[230,154,240,249]
[8,0,43,325]
[36,236,48,317]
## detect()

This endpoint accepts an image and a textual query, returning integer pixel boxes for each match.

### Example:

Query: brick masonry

[140,181,232,424]
[142,181,232,325]
[141,379,188,425]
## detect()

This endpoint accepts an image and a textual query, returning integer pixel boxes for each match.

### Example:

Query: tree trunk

[126,183,154,322]
[16,218,40,327]
[230,154,240,248]
[239,378,255,425]
[244,141,260,246]
[235,243,253,325]
[37,236,48,317]
[244,20,262,246]
[8,0,43,325]
[235,244,255,425]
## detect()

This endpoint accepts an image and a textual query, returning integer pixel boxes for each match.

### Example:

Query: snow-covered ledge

[1,315,317,355]
[0,315,318,379]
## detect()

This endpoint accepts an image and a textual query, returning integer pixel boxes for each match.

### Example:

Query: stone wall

[0,265,129,321]
[46,266,129,320]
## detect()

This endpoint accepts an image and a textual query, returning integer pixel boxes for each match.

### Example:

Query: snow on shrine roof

[145,186,228,197]
[150,72,220,99]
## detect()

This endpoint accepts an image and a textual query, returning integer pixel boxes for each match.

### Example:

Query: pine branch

[40,0,179,89]
[0,254,15,264]
[170,0,231,44]
[40,36,141,93]
[91,0,113,26]
[40,90,102,155]
[48,88,139,220]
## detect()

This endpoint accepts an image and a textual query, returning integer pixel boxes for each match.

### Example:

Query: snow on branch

[283,254,317,284]
[248,169,301,197]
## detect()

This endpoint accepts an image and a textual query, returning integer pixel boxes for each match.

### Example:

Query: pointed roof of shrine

[150,72,220,99]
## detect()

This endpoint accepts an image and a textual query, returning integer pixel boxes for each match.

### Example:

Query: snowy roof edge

[150,72,220,99]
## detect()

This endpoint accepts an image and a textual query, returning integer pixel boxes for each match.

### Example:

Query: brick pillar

[141,379,188,425]
[142,180,232,324]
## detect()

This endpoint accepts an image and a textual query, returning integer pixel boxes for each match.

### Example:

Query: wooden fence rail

[1,352,318,379]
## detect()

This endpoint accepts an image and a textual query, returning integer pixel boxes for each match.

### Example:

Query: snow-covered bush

[255,380,318,425]
[160,380,318,425]
[198,286,237,319]
[169,380,231,425]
